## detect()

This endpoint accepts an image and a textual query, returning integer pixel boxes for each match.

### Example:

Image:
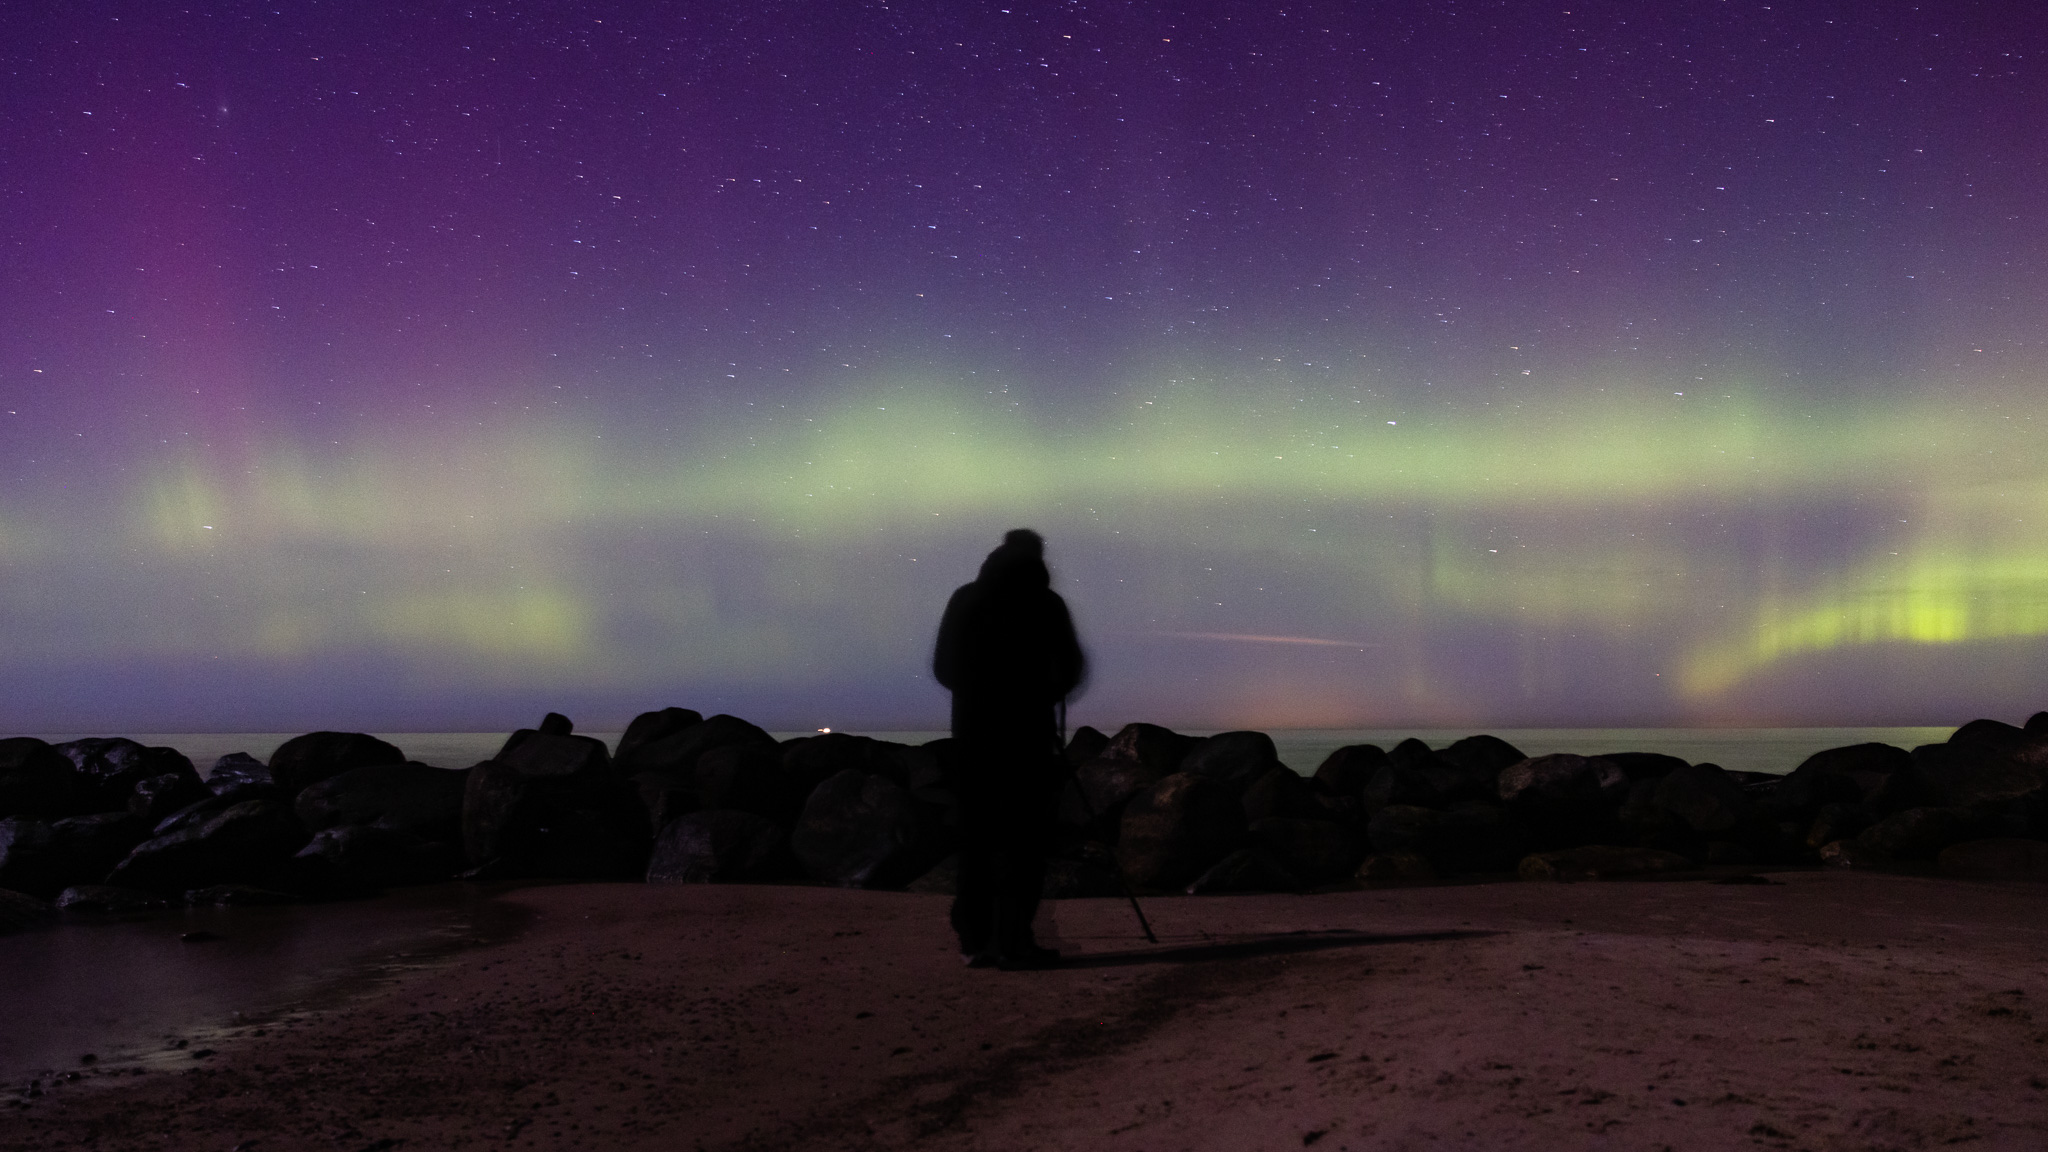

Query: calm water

[57,725,1958,779]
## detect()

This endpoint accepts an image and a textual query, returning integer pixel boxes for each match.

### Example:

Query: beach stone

[293,824,465,888]
[106,800,310,893]
[268,732,406,797]
[1517,844,1692,882]
[293,762,468,842]
[1241,766,1326,823]
[128,771,211,823]
[1936,838,2048,880]
[646,809,793,884]
[1498,754,1629,850]
[54,884,168,912]
[52,739,198,811]
[614,713,777,778]
[206,753,273,793]
[461,732,648,879]
[1853,806,1979,860]
[0,738,88,819]
[1313,743,1389,797]
[1180,731,1281,795]
[1356,851,1436,886]
[614,707,705,765]
[1058,756,1168,843]
[1100,723,1202,778]
[0,886,54,934]
[1184,847,1299,894]
[1247,817,1363,885]
[1653,762,1750,835]
[0,813,153,898]
[791,769,935,889]
[1063,725,1110,766]
[1117,772,1245,890]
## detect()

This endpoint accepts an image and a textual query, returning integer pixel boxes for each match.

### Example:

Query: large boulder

[614,707,705,765]
[646,809,794,883]
[1116,772,1244,890]
[294,762,468,842]
[52,739,197,811]
[632,770,700,837]
[1361,763,1445,813]
[1064,725,1111,766]
[0,738,88,819]
[1179,731,1280,795]
[1240,766,1327,824]
[1498,754,1629,850]
[1599,752,1692,783]
[1653,763,1751,835]
[1910,725,2048,837]
[0,813,152,898]
[1099,723,1202,777]
[1852,806,1980,860]
[789,769,936,889]
[292,824,464,888]
[695,743,804,820]
[54,885,168,913]
[1367,802,1523,873]
[206,752,273,791]
[0,887,54,934]
[461,731,649,879]
[1312,744,1389,797]
[128,772,211,823]
[267,732,405,797]
[1517,844,1693,881]
[1937,838,2048,880]
[1247,817,1362,885]
[1769,743,1916,820]
[613,713,776,778]
[1058,756,1169,843]
[1439,734,1528,781]
[105,800,310,893]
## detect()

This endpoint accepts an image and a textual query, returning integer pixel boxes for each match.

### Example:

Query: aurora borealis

[4,2,2046,731]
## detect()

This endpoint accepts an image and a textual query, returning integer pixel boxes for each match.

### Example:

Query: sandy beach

[4,871,2045,1151]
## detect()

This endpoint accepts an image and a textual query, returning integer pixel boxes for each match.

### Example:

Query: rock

[1415,737,1514,803]
[1366,804,1443,856]
[1247,817,1362,885]
[1652,763,1750,835]
[1179,731,1281,795]
[1368,802,1523,872]
[1912,731,2048,833]
[1818,839,1890,869]
[1116,772,1245,890]
[295,762,467,841]
[780,732,897,802]
[0,887,54,933]
[692,743,801,820]
[906,853,959,895]
[1064,725,1110,765]
[1240,766,1326,823]
[106,801,310,893]
[1619,778,1699,857]
[52,739,197,811]
[267,733,405,797]
[1804,802,1872,850]
[1184,848,1299,894]
[790,770,936,888]
[1439,734,1528,781]
[1948,717,2030,750]
[614,707,705,765]
[184,885,298,906]
[646,809,794,883]
[0,813,152,898]
[537,711,575,736]
[54,884,168,912]
[1497,754,1629,850]
[1058,756,1169,843]
[1600,752,1692,782]
[206,753,273,793]
[2028,711,2048,734]
[1517,845,1693,881]
[1853,806,1979,860]
[293,824,465,888]
[1099,723,1202,777]
[129,772,211,823]
[1936,838,2048,880]
[0,738,87,819]
[1361,764,1445,813]
[632,770,699,835]
[461,731,648,879]
[1312,744,1389,797]
[1356,852,1436,886]
[614,713,776,778]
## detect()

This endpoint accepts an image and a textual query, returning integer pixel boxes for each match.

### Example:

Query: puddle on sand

[0,882,531,1086]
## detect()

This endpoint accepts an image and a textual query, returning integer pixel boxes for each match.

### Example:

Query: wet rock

[1312,744,1389,798]
[1099,723,1202,778]
[106,800,310,894]
[53,739,197,811]
[0,738,87,819]
[0,813,152,898]
[1936,838,2048,880]
[294,824,465,888]
[1853,806,1979,860]
[267,733,405,797]
[1116,772,1245,890]
[128,772,211,823]
[294,762,468,842]
[790,769,937,889]
[1180,731,1281,795]
[0,887,54,934]
[54,884,168,912]
[1517,844,1692,881]
[613,713,776,778]
[1497,754,1629,850]
[1653,762,1751,835]
[462,730,649,879]
[1241,766,1326,823]
[1064,725,1110,766]
[1184,847,1299,894]
[1247,817,1362,886]
[646,810,794,884]
[206,753,273,793]
[614,707,705,765]
[1356,852,1436,886]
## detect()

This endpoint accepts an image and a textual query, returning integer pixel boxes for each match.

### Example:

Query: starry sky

[3,1,2046,732]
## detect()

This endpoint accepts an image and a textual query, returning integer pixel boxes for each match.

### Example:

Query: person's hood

[977,528,1051,588]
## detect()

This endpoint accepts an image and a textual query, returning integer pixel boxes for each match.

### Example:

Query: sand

[3,871,2045,1151]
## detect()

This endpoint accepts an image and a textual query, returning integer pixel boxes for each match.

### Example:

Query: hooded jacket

[932,530,1087,746]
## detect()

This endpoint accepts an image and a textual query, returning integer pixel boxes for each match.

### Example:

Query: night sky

[4,1,2046,732]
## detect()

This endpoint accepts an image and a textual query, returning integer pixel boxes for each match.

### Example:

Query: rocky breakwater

[8,709,2048,929]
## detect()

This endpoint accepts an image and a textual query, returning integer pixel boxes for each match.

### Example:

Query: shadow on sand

[1057,927,1502,969]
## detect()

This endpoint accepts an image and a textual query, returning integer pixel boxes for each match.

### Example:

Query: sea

[0,724,1958,1085]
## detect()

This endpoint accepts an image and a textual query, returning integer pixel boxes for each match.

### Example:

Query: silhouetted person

[933,528,1086,969]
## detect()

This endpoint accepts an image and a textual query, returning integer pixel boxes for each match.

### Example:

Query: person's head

[978,527,1050,587]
